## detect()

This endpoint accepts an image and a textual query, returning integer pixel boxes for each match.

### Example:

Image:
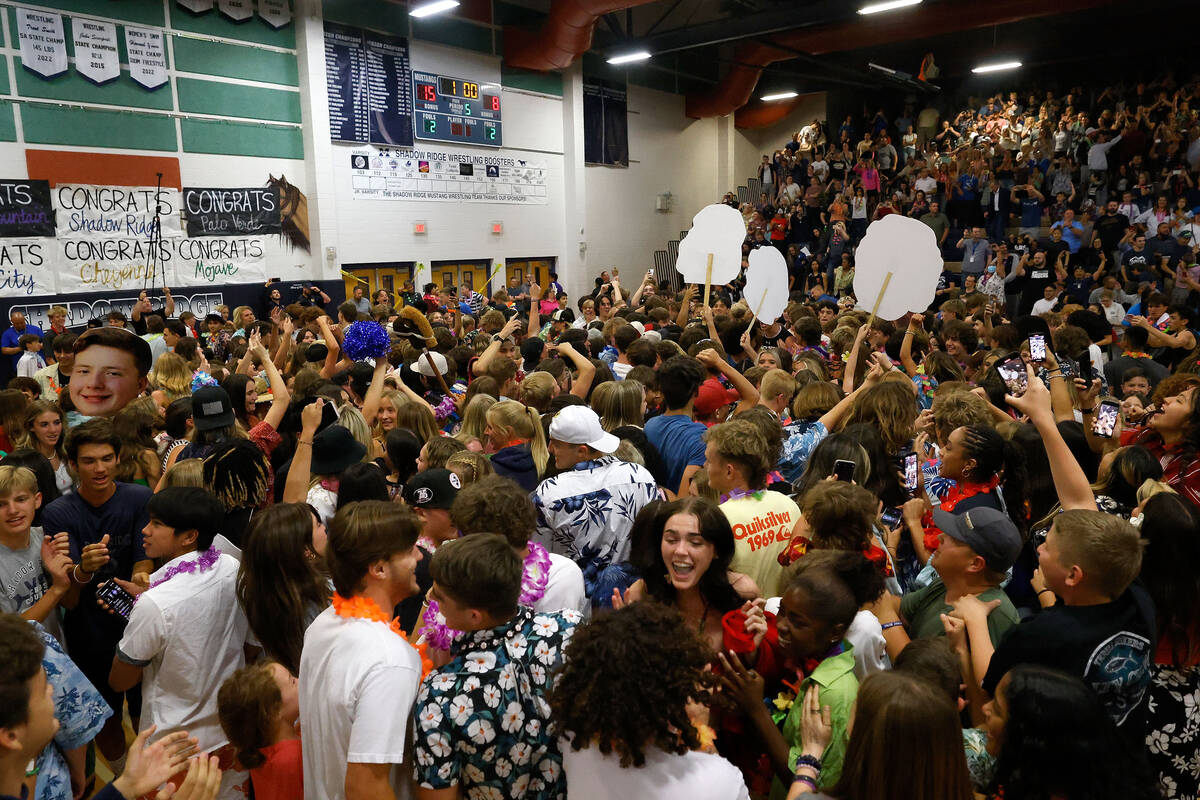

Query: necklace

[419,542,552,651]
[332,593,433,677]
[147,547,219,591]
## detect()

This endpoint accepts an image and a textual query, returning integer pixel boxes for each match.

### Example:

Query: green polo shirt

[900,576,1020,645]
[770,645,858,800]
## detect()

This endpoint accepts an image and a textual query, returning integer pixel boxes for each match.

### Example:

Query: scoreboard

[411,70,502,147]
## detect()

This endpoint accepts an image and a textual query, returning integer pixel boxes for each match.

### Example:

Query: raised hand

[112,726,199,799]
[80,534,110,574]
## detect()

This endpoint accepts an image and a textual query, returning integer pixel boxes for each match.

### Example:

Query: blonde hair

[231,306,254,327]
[0,465,38,497]
[150,352,192,398]
[517,372,557,413]
[445,450,493,485]
[486,399,549,475]
[590,379,644,431]
[613,439,644,467]
[160,458,204,488]
[759,369,797,408]
[337,404,376,463]
[1136,479,1176,505]
[48,305,67,320]
[455,393,496,446]
[373,389,409,436]
[1051,509,1144,599]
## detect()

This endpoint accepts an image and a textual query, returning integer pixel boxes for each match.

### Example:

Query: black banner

[0,180,54,237]
[583,78,628,166]
[365,31,413,147]
[324,22,368,143]
[183,187,282,237]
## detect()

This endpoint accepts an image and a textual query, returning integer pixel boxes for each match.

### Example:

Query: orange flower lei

[331,593,433,678]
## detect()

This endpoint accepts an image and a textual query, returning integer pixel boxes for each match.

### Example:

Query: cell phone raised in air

[95,580,135,619]
[901,451,919,493]
[833,459,856,482]
[996,353,1028,397]
[1092,399,1120,438]
[1029,334,1046,363]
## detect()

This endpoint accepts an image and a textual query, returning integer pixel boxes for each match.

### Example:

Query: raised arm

[676,285,697,328]
[472,315,522,377]
[254,336,291,432]
[526,281,542,339]
[697,347,760,414]
[359,357,391,426]
[899,314,923,376]
[1005,363,1095,510]
[283,399,323,504]
[557,342,596,399]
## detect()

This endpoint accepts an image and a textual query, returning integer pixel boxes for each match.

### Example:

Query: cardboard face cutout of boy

[676,204,746,295]
[852,214,944,321]
[743,246,789,327]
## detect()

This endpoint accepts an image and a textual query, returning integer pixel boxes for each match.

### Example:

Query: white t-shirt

[914,175,938,195]
[118,551,249,753]
[610,361,633,380]
[845,609,890,680]
[541,552,588,617]
[1031,297,1058,316]
[299,605,421,800]
[561,739,750,800]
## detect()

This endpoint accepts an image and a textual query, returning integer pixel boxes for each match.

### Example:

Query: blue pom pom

[342,321,392,361]
[191,371,218,392]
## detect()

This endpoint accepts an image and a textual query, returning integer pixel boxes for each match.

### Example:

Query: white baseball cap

[549,405,619,454]
[412,351,449,377]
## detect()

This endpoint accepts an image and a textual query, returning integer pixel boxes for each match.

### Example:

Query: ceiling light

[858,0,922,15]
[410,1,459,18]
[761,91,798,101]
[607,51,651,65]
[972,61,1022,74]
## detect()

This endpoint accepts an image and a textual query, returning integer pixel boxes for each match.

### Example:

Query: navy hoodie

[491,443,538,491]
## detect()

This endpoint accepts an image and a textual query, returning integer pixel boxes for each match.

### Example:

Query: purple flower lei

[136,548,220,603]
[418,541,551,651]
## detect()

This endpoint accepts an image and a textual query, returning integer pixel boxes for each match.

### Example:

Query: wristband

[72,565,93,584]
[794,754,823,773]
[881,620,904,631]
[297,439,314,445]
[1037,588,1055,596]
[792,774,817,790]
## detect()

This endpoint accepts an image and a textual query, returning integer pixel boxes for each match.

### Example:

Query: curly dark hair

[449,474,537,547]
[550,602,715,768]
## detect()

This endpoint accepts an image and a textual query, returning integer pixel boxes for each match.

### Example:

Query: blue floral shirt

[778,421,828,483]
[413,607,582,800]
[532,456,660,589]
[33,622,112,800]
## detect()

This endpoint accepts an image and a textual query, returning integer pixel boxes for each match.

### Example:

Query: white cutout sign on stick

[852,214,943,322]
[675,204,745,307]
[743,246,789,333]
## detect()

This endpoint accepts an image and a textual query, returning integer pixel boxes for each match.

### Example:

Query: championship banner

[183,187,281,237]
[52,184,182,240]
[218,0,253,22]
[176,0,215,13]
[16,8,68,78]
[125,26,168,90]
[0,239,55,298]
[348,146,548,204]
[258,0,291,29]
[0,181,55,237]
[71,18,119,85]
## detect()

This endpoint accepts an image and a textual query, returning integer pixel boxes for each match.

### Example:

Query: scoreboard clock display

[412,70,502,147]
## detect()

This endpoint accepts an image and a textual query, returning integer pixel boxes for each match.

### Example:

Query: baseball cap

[549,405,619,454]
[931,506,1022,573]
[551,308,575,323]
[412,351,449,377]
[404,468,461,510]
[191,386,236,431]
[693,378,739,416]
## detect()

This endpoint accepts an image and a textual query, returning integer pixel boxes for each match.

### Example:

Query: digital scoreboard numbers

[412,70,502,147]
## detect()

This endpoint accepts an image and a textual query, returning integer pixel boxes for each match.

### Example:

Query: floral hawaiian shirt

[34,621,112,800]
[413,607,582,800]
[532,456,660,581]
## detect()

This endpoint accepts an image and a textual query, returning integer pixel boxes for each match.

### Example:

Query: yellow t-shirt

[723,492,802,598]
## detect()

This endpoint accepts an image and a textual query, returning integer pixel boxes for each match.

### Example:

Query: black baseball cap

[191,386,236,432]
[404,468,461,510]
[932,506,1022,573]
